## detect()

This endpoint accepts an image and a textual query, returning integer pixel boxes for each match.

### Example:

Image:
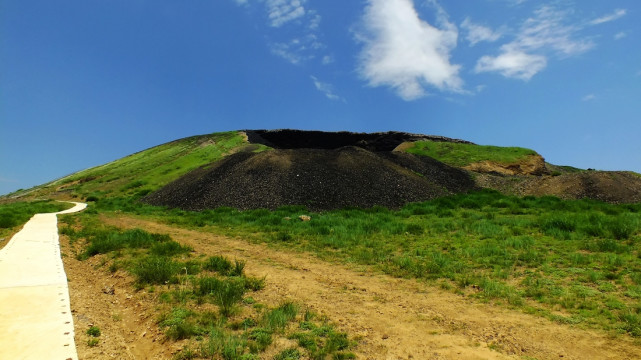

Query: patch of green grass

[404,140,538,167]
[86,326,101,337]
[0,200,72,236]
[87,338,99,347]
[82,228,176,258]
[133,255,181,285]
[159,308,204,340]
[273,348,301,360]
[263,302,299,331]
[288,312,352,360]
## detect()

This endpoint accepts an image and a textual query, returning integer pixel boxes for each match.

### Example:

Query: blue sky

[1,0,640,195]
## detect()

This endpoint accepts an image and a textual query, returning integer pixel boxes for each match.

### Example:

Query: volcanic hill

[142,130,477,211]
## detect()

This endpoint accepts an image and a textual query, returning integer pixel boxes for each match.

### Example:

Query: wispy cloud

[461,18,502,46]
[590,9,627,25]
[504,0,527,5]
[355,0,462,100]
[270,40,306,65]
[233,0,328,65]
[614,32,627,40]
[321,55,334,65]
[266,0,306,28]
[475,6,595,80]
[310,76,344,101]
[582,94,596,102]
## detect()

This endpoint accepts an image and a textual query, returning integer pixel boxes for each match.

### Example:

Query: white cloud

[582,94,596,101]
[461,18,502,46]
[355,0,462,100]
[270,39,305,64]
[269,33,324,65]
[321,55,334,65]
[266,0,306,28]
[590,9,627,25]
[310,76,344,101]
[233,0,328,65]
[614,32,627,40]
[476,46,546,80]
[308,11,321,30]
[518,6,594,56]
[475,6,594,80]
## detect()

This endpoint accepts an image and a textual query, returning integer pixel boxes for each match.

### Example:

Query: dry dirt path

[79,215,641,360]
[0,202,86,360]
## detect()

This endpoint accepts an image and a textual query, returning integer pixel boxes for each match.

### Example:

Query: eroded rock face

[463,155,548,176]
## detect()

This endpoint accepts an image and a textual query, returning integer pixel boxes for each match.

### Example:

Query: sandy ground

[61,214,641,360]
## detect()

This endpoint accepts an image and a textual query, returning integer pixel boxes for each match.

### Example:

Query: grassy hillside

[403,140,538,167]
[26,131,268,200]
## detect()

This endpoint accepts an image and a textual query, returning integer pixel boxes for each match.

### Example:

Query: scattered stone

[298,215,311,221]
[102,286,115,295]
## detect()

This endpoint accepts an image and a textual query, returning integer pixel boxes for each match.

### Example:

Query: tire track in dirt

[102,215,641,360]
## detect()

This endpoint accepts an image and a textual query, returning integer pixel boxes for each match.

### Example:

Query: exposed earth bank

[477,171,641,203]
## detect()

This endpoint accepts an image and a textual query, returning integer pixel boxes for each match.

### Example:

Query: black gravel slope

[143,144,476,211]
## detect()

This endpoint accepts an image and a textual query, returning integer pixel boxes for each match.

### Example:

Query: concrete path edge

[0,202,86,360]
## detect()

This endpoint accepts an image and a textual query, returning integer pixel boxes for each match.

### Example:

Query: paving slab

[0,202,86,360]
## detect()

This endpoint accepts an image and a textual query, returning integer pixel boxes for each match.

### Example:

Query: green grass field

[404,140,538,167]
[91,191,641,337]
[0,200,73,238]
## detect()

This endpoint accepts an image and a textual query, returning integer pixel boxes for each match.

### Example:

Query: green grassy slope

[404,140,539,167]
[29,131,267,200]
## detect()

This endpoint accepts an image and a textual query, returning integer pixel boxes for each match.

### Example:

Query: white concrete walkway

[0,202,86,360]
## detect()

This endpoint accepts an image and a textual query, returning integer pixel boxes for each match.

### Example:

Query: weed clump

[133,256,180,285]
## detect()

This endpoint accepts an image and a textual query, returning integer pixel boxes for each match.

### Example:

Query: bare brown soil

[476,171,641,203]
[61,214,641,360]
[464,155,548,176]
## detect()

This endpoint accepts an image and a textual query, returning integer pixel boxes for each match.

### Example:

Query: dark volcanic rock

[244,129,472,151]
[143,144,476,211]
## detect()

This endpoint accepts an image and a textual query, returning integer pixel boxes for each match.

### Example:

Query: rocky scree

[142,130,477,211]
